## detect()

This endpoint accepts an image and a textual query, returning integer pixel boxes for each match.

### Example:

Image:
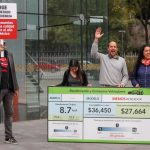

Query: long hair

[134,44,150,76]
[68,59,83,83]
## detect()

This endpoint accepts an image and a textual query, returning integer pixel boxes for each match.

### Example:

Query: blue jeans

[0,89,14,139]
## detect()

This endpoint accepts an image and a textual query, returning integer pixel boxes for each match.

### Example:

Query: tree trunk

[140,19,149,44]
[144,24,149,44]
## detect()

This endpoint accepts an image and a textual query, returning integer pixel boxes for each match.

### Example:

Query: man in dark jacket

[0,39,19,144]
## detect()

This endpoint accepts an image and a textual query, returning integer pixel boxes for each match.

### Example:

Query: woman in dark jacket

[58,59,90,86]
[131,44,150,87]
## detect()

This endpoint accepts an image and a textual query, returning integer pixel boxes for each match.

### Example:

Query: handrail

[26,51,46,76]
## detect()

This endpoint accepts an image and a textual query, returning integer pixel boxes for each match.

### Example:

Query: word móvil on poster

[0,3,17,39]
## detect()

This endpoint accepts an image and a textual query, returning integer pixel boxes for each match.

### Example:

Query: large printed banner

[0,3,17,39]
[48,87,150,144]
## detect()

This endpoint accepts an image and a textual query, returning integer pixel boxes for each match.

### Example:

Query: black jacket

[57,70,88,86]
[0,50,19,92]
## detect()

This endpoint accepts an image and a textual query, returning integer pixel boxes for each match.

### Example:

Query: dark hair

[69,59,80,68]
[68,59,83,83]
[107,41,118,47]
[134,44,150,76]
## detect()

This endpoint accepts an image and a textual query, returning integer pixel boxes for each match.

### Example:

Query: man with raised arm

[91,27,128,87]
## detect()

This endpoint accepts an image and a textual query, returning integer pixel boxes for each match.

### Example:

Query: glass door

[1,0,108,122]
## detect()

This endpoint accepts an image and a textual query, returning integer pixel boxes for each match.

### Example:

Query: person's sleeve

[82,70,88,86]
[130,71,139,87]
[11,53,19,90]
[56,70,68,86]
[91,41,101,59]
[0,61,2,85]
[121,61,129,86]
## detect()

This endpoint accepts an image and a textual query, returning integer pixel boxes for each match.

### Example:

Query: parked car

[36,61,61,72]
[79,60,98,71]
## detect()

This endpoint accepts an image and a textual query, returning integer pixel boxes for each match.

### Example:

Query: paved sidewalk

[0,119,150,150]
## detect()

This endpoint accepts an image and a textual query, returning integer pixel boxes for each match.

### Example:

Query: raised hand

[95,27,104,40]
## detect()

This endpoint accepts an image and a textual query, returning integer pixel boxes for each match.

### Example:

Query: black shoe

[5,137,18,144]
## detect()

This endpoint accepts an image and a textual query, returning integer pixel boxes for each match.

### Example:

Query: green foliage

[46,0,149,54]
[109,0,130,28]
[108,0,150,53]
[125,56,137,75]
[47,0,108,48]
[127,0,150,19]
[127,0,150,43]
[96,36,108,54]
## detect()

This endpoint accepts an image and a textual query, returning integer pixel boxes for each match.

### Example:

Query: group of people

[0,27,150,144]
[59,27,150,88]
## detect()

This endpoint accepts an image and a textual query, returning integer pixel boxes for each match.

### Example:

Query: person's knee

[5,109,13,117]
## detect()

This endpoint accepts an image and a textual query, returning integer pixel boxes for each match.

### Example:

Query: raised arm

[94,27,104,42]
[91,27,104,59]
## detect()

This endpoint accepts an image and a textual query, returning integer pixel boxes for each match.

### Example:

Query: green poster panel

[48,87,150,144]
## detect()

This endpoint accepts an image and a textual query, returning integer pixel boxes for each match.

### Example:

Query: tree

[127,0,150,44]
[108,0,131,55]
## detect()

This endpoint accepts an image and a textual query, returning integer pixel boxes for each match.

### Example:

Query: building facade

[0,0,108,122]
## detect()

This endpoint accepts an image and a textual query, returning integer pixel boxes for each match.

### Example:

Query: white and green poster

[48,87,150,144]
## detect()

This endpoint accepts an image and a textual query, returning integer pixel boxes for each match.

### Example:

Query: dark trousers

[0,89,14,139]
